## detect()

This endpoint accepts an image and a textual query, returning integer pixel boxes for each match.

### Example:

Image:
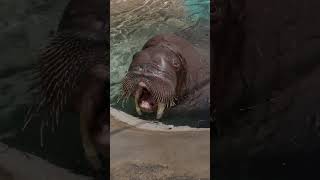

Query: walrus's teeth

[135,88,142,116]
[156,103,166,119]
[135,102,142,115]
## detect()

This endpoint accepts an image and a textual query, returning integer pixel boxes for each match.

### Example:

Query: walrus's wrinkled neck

[184,59,210,97]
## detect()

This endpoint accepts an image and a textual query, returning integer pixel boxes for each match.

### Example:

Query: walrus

[25,0,109,176]
[121,33,210,123]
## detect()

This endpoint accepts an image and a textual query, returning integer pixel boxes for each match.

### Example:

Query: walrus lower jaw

[134,102,166,120]
[132,82,166,120]
[135,96,166,120]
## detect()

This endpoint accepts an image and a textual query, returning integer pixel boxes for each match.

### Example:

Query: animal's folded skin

[25,0,109,176]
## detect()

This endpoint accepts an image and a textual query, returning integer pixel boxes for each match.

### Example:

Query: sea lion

[121,33,210,122]
[25,0,109,176]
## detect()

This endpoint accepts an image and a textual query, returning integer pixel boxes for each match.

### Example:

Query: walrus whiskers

[23,105,35,131]
[122,74,177,119]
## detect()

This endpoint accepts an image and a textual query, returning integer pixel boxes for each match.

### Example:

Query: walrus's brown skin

[122,34,210,122]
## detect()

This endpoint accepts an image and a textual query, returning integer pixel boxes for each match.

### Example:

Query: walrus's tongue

[140,99,153,110]
[134,82,166,119]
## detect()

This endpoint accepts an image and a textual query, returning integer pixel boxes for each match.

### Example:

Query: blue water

[184,0,210,21]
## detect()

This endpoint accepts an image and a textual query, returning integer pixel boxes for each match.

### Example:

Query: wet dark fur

[25,0,109,176]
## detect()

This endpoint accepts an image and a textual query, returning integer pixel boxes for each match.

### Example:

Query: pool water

[110,0,210,127]
[184,0,210,21]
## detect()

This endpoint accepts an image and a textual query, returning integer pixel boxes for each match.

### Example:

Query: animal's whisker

[23,106,35,131]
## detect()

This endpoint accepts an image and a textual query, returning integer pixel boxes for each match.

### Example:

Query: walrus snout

[121,35,201,120]
[122,70,176,120]
[132,81,167,119]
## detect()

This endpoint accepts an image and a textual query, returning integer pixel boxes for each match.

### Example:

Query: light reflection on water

[110,0,210,126]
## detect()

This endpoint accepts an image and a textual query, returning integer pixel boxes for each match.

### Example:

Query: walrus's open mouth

[134,82,166,119]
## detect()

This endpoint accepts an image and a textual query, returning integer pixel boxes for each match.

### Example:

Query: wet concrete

[110,109,210,179]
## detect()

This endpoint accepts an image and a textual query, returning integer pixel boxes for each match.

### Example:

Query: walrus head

[121,44,186,119]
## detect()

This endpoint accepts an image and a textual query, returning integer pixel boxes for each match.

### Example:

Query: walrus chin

[134,82,167,119]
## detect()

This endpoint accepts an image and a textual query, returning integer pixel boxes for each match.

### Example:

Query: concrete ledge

[110,107,210,132]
